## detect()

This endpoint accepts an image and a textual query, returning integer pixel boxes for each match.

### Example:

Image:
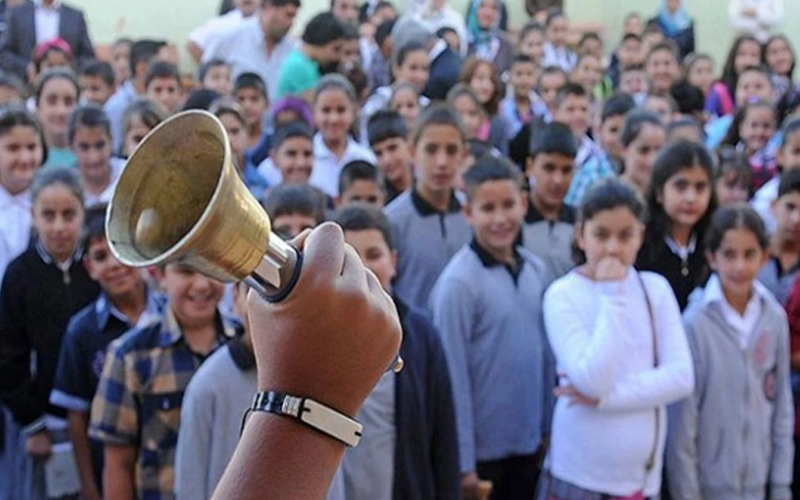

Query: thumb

[301,223,346,283]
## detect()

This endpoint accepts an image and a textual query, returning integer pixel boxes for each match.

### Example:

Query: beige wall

[79,0,800,71]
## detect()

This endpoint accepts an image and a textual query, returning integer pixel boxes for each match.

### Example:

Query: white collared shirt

[665,234,698,261]
[704,274,765,349]
[83,157,126,208]
[543,42,577,73]
[34,0,61,46]
[188,8,247,51]
[256,157,282,187]
[428,38,447,62]
[309,133,377,197]
[104,80,140,154]
[202,17,296,101]
[0,186,32,283]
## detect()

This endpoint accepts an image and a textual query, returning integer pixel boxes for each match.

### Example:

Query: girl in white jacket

[539,179,695,500]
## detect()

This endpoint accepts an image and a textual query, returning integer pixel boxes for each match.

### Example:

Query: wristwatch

[243,391,363,447]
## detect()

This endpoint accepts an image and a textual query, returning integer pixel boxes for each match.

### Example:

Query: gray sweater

[430,241,554,472]
[521,203,576,279]
[666,283,794,500]
[385,190,471,309]
[175,341,346,500]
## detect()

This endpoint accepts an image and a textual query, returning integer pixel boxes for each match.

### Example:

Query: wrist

[246,391,363,448]
[257,371,364,418]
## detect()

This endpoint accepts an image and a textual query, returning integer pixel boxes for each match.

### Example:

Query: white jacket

[543,269,694,496]
[729,0,783,42]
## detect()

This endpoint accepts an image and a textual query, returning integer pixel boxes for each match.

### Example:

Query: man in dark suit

[391,16,462,102]
[0,0,94,81]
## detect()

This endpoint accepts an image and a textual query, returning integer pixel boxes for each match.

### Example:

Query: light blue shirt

[43,147,77,169]
[203,17,296,101]
[277,48,321,99]
[104,81,138,155]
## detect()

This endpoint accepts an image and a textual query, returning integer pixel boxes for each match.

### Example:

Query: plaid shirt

[89,308,235,500]
[565,151,615,208]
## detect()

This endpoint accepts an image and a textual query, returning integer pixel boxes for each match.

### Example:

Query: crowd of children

[1,0,800,499]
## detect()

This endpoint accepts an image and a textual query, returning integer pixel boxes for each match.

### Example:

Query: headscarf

[269,96,313,128]
[658,0,691,36]
[466,0,500,51]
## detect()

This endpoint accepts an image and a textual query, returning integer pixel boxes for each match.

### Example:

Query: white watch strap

[248,391,363,447]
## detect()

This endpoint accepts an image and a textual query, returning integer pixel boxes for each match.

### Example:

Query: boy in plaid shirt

[89,263,235,500]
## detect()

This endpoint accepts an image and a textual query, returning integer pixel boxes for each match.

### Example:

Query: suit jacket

[423,46,462,102]
[0,1,94,80]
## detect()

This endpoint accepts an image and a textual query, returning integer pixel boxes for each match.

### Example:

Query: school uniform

[757,256,800,305]
[48,289,162,492]
[0,241,99,500]
[342,296,460,500]
[543,43,577,73]
[105,80,139,155]
[430,240,554,500]
[751,175,779,234]
[83,157,126,208]
[384,177,409,206]
[423,40,462,102]
[783,276,800,500]
[309,132,377,197]
[666,275,793,500]
[636,234,708,311]
[0,185,31,283]
[384,188,471,309]
[521,201,576,279]
[176,335,347,500]
[0,241,100,434]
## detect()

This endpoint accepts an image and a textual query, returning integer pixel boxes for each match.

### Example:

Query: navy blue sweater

[394,296,460,500]
[0,244,99,429]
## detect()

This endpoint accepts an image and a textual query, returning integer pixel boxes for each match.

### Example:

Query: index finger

[288,228,313,252]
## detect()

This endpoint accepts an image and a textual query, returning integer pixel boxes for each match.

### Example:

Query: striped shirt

[89,308,235,500]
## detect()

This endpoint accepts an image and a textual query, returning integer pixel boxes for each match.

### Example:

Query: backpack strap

[713,82,735,116]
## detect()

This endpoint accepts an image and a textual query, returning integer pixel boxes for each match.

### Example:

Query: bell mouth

[106,110,231,267]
